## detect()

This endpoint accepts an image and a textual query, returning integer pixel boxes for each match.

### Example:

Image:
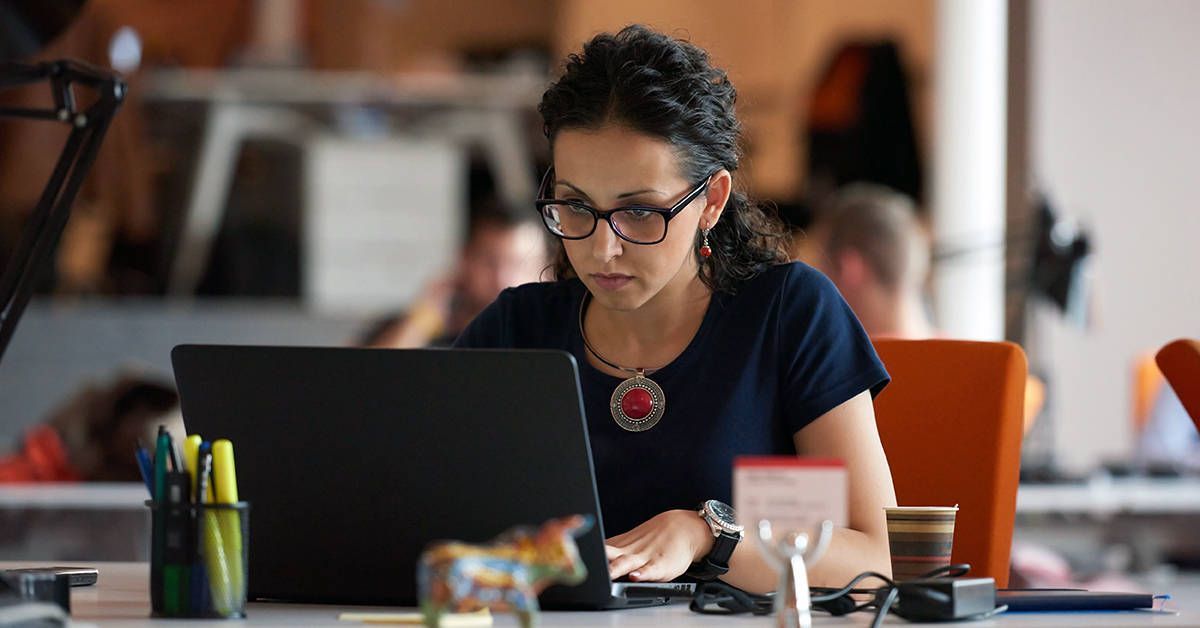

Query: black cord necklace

[578,292,667,432]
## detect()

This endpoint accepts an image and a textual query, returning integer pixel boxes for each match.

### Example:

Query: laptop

[171,345,694,609]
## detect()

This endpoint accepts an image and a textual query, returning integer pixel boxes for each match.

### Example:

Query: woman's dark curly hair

[537,24,790,294]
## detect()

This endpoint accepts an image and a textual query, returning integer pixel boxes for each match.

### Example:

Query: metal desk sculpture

[418,515,592,628]
[756,519,835,628]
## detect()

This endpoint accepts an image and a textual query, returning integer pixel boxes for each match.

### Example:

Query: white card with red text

[733,457,847,535]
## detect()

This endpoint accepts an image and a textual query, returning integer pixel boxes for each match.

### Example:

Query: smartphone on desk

[3,566,99,587]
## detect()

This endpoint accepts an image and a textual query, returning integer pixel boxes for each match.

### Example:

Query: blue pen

[135,440,154,496]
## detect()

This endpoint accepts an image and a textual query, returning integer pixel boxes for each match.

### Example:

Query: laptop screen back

[172,345,612,607]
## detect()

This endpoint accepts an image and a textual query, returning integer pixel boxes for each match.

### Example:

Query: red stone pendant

[699,245,712,258]
[610,373,665,432]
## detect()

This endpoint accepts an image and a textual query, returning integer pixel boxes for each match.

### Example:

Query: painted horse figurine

[418,515,592,628]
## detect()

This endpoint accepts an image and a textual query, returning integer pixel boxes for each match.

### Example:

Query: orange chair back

[1156,339,1200,429]
[872,339,1026,588]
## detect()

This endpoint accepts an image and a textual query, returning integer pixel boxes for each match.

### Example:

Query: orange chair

[872,339,1026,588]
[1156,339,1200,428]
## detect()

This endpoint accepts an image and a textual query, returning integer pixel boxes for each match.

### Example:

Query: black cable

[688,562,999,625]
[809,563,980,625]
[810,570,895,603]
[871,586,900,628]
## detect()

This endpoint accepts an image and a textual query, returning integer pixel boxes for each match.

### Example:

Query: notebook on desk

[997,589,1160,612]
[171,345,691,609]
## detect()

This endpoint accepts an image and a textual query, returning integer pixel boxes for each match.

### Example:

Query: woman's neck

[583,272,712,371]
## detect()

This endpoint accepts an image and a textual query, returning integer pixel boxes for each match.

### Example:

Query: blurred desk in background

[1018,476,1200,516]
[142,68,543,304]
[1017,476,1200,571]
[0,483,145,510]
[0,299,366,447]
[0,483,147,561]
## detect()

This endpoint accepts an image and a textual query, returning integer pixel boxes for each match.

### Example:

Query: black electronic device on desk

[0,568,72,624]
[1,567,97,588]
[172,345,691,610]
[998,589,1163,612]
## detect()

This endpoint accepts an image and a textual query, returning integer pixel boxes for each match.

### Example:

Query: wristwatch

[687,499,744,580]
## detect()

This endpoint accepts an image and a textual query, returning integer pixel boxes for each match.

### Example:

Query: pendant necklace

[578,293,667,432]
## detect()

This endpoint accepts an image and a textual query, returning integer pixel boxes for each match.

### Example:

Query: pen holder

[146,500,250,619]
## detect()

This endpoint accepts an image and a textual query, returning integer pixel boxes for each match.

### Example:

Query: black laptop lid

[171,345,611,607]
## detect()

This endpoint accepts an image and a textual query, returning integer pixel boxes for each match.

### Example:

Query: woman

[455,25,896,594]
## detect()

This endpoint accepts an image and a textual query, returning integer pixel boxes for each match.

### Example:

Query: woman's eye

[567,204,592,215]
[623,209,655,220]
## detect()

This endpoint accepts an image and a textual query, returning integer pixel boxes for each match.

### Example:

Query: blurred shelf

[1018,476,1200,516]
[0,482,146,510]
[141,68,544,109]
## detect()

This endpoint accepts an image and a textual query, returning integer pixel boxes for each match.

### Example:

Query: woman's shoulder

[729,261,840,306]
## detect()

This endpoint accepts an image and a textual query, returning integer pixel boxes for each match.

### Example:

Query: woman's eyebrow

[556,179,665,202]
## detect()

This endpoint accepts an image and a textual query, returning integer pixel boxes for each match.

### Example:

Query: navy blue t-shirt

[454,262,889,537]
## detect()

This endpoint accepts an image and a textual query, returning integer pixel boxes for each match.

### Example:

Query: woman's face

[551,125,725,312]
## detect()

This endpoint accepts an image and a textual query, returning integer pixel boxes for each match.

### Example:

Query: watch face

[707,500,737,525]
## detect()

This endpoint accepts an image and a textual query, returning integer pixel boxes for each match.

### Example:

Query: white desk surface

[2,562,1189,627]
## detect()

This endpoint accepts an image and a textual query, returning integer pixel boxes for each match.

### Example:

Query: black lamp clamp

[0,59,125,361]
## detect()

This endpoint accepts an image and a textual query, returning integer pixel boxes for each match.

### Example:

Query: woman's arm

[721,390,896,593]
[606,391,896,594]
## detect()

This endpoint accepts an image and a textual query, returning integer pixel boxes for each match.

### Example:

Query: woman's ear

[700,169,733,229]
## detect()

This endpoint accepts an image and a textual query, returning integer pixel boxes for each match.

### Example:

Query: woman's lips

[590,273,634,291]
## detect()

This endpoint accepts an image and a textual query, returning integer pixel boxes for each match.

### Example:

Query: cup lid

[885,505,959,512]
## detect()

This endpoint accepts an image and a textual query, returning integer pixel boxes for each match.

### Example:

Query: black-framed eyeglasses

[534,167,712,245]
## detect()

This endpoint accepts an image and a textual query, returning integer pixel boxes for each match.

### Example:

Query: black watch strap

[687,529,741,580]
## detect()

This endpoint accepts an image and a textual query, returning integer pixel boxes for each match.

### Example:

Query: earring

[699,227,712,258]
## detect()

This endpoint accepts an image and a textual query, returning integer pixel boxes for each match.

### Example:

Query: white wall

[1031,0,1200,472]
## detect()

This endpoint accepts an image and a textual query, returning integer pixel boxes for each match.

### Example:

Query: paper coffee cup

[884,506,958,581]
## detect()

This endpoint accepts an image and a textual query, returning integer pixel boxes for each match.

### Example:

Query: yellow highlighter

[183,435,201,498]
[211,439,245,614]
[196,441,231,616]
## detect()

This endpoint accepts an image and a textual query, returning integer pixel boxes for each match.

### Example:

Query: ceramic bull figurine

[418,514,592,628]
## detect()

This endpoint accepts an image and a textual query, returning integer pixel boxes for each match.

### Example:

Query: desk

[0,484,146,510]
[7,562,1187,627]
[1016,477,1200,570]
[0,487,148,561]
[1017,477,1200,516]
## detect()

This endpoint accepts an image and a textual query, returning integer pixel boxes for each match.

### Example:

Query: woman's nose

[590,217,624,262]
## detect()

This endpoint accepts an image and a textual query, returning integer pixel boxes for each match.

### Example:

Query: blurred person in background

[360,205,548,348]
[811,183,934,339]
[0,374,184,482]
[812,184,1046,429]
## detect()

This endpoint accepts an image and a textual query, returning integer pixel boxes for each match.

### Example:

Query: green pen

[151,426,170,613]
[163,471,191,615]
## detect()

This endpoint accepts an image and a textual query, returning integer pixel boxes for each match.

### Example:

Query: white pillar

[932,0,1008,340]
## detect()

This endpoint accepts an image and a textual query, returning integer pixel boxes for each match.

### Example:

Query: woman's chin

[586,283,648,312]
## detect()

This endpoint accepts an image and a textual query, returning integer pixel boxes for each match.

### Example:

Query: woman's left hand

[605,509,714,582]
